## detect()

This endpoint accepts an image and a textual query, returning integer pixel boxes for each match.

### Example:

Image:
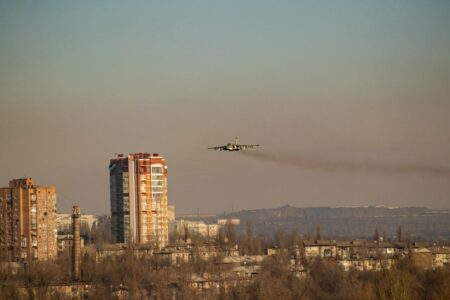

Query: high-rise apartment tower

[109,153,168,247]
[0,178,57,261]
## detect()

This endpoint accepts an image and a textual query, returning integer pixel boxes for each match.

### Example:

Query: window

[151,167,163,173]
[152,193,163,200]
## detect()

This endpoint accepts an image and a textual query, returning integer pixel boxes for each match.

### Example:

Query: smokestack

[72,205,81,281]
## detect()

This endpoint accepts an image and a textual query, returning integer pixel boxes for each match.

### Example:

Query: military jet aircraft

[208,137,260,151]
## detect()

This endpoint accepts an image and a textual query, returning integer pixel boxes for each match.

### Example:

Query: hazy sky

[1,1,450,214]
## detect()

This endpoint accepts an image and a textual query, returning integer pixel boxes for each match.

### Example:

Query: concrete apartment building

[56,213,98,233]
[171,220,219,241]
[167,204,175,223]
[110,153,169,247]
[0,178,57,261]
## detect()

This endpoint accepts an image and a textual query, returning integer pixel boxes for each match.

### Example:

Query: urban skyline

[1,1,450,298]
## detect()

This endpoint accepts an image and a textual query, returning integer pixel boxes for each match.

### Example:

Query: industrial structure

[0,178,57,261]
[71,205,81,281]
[109,153,169,247]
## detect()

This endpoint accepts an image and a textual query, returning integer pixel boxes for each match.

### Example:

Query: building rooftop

[303,240,336,247]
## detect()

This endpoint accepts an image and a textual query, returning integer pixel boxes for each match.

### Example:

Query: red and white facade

[110,153,168,247]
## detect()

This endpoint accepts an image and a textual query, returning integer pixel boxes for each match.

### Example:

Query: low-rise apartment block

[171,220,219,241]
[56,213,98,233]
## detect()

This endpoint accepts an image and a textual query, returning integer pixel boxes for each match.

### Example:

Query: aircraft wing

[241,144,260,149]
[208,145,225,151]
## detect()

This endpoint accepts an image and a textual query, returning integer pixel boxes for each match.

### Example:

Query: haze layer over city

[1,1,450,214]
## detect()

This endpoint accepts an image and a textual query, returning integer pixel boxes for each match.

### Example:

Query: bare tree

[373,227,380,241]
[224,221,237,248]
[397,225,403,242]
[274,228,289,250]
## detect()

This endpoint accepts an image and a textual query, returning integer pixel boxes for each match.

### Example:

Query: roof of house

[413,247,431,253]
[431,247,450,254]
[303,240,336,247]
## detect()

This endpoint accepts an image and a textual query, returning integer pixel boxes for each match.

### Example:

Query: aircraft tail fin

[235,136,238,145]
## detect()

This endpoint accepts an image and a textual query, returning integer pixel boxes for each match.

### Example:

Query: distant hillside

[215,205,450,241]
[224,205,430,220]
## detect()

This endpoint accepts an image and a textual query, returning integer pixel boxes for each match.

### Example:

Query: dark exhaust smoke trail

[240,151,450,178]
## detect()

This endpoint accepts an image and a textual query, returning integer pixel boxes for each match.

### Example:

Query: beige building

[338,258,396,272]
[167,205,175,223]
[56,213,98,233]
[432,247,450,268]
[172,220,219,241]
[217,219,240,225]
[95,243,154,262]
[303,240,337,259]
[0,178,57,261]
[57,234,84,254]
[110,153,169,247]
[304,239,401,271]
